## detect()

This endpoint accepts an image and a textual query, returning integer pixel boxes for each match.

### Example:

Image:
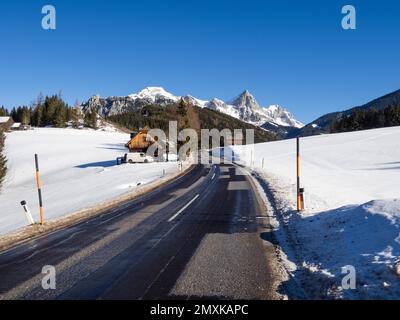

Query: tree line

[331,105,400,133]
[0,106,9,117]
[5,94,98,129]
[108,100,276,144]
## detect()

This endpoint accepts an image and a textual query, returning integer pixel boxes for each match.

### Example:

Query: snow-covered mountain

[203,98,240,119]
[82,87,303,129]
[227,90,303,128]
[82,87,179,118]
[263,105,304,128]
[128,87,179,105]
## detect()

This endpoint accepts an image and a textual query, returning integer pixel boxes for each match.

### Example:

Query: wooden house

[10,122,22,130]
[125,127,156,153]
[0,117,14,131]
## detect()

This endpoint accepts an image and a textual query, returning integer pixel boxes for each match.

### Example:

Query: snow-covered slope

[233,127,400,209]
[229,126,400,299]
[0,128,181,236]
[82,87,303,129]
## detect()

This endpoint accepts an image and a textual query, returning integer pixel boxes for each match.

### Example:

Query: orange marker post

[35,154,45,225]
[296,138,302,212]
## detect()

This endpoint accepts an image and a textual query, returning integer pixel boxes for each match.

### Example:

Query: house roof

[11,122,21,128]
[0,116,11,124]
[126,128,156,150]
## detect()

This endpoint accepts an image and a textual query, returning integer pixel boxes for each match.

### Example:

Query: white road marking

[168,194,200,222]
[211,173,216,180]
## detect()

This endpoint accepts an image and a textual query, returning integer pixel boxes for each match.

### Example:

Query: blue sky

[0,0,399,123]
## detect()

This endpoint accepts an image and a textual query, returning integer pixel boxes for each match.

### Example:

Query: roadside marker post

[296,138,305,212]
[20,200,35,225]
[35,154,45,225]
[166,140,169,162]
[299,187,305,212]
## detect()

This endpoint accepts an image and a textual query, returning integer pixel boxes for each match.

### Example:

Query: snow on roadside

[0,128,181,236]
[228,126,400,299]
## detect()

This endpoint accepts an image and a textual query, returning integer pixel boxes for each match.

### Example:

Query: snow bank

[289,198,400,299]
[229,126,400,299]
[232,126,400,211]
[0,128,181,236]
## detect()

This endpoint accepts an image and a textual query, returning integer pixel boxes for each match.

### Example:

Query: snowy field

[230,126,400,299]
[0,128,181,236]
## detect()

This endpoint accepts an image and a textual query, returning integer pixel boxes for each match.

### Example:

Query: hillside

[107,102,277,144]
[293,89,400,137]
[331,104,400,133]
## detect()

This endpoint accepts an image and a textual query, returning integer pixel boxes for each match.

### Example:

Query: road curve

[0,162,280,300]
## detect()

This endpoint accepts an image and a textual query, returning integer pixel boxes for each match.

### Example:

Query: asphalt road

[0,162,280,300]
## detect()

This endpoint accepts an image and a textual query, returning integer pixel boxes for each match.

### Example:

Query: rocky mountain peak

[81,87,303,130]
[229,90,262,111]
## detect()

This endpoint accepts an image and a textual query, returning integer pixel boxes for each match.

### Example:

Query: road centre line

[168,194,200,222]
